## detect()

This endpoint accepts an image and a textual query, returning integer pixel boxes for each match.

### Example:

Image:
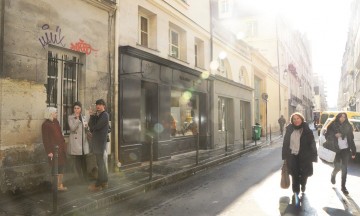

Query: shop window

[170,89,199,137]
[47,50,81,134]
[218,97,229,131]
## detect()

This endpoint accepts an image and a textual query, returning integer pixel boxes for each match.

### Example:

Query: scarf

[290,127,303,155]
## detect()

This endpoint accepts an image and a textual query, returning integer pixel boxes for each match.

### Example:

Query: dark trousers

[289,154,308,193]
[95,153,108,186]
[74,155,88,180]
[332,149,350,188]
[280,125,284,135]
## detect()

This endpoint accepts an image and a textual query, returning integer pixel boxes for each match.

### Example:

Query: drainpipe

[0,0,5,145]
[209,0,214,148]
[209,0,213,64]
[113,1,120,168]
[107,5,117,171]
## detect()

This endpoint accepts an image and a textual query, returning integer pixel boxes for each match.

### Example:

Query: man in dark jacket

[88,99,109,191]
[278,115,286,136]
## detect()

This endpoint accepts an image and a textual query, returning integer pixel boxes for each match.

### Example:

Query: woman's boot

[58,174,68,191]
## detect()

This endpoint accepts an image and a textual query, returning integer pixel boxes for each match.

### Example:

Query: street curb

[60,141,270,215]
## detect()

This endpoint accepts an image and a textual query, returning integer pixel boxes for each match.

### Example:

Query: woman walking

[68,101,90,182]
[325,112,356,195]
[282,112,317,204]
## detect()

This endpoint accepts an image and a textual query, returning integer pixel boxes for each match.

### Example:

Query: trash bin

[252,125,262,140]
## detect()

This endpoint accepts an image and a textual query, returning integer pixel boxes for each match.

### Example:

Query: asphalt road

[91,133,360,216]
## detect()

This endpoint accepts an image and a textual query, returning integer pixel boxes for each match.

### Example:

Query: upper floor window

[218,58,226,74]
[170,29,180,58]
[239,66,248,85]
[138,6,157,50]
[246,21,258,37]
[218,0,233,19]
[169,22,187,61]
[194,37,204,68]
[194,44,198,66]
[140,16,149,47]
[47,50,81,134]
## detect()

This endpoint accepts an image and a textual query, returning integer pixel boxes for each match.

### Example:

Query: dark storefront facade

[118,46,211,167]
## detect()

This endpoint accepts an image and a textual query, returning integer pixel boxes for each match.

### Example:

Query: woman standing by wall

[42,107,68,191]
[325,112,356,195]
[68,101,90,182]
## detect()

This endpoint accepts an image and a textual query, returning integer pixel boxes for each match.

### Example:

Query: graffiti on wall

[70,39,98,55]
[38,24,99,55]
[38,24,66,48]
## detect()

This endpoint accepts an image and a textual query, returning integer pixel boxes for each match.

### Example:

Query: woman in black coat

[325,112,356,195]
[282,112,317,199]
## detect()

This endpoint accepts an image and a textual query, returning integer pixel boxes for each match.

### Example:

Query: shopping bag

[280,161,290,189]
[318,145,336,162]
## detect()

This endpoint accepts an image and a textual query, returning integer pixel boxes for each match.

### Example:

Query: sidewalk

[0,133,281,216]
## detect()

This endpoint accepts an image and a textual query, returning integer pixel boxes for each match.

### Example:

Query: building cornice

[82,0,116,12]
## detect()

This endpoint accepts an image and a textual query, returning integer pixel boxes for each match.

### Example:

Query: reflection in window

[170,89,198,137]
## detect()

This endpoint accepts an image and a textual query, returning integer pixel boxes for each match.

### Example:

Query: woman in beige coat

[68,101,90,181]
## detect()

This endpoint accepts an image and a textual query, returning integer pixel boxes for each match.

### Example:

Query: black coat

[88,111,109,154]
[282,122,317,176]
[325,121,356,156]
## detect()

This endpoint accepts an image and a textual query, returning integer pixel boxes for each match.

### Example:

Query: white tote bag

[318,145,336,162]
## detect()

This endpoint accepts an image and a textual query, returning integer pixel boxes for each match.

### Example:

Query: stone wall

[0,0,115,193]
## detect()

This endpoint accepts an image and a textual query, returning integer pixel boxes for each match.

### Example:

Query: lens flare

[201,71,210,79]
[210,60,219,71]
[183,91,192,100]
[219,51,227,59]
[154,123,164,133]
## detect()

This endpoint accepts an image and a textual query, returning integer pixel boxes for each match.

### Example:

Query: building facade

[0,0,116,192]
[339,0,360,111]
[116,0,257,167]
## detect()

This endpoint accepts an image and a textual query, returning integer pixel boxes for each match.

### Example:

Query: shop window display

[170,90,199,137]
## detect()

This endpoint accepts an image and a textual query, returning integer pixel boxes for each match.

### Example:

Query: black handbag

[323,139,340,153]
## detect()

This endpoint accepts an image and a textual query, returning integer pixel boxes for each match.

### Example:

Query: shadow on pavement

[332,187,360,215]
[323,207,352,216]
[279,193,317,216]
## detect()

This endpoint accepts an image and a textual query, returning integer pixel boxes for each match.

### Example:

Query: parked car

[318,118,360,159]
[317,111,360,136]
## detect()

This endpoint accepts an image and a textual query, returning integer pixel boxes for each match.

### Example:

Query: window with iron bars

[47,50,81,135]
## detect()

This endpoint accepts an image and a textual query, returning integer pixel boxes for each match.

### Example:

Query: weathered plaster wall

[0,0,115,192]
